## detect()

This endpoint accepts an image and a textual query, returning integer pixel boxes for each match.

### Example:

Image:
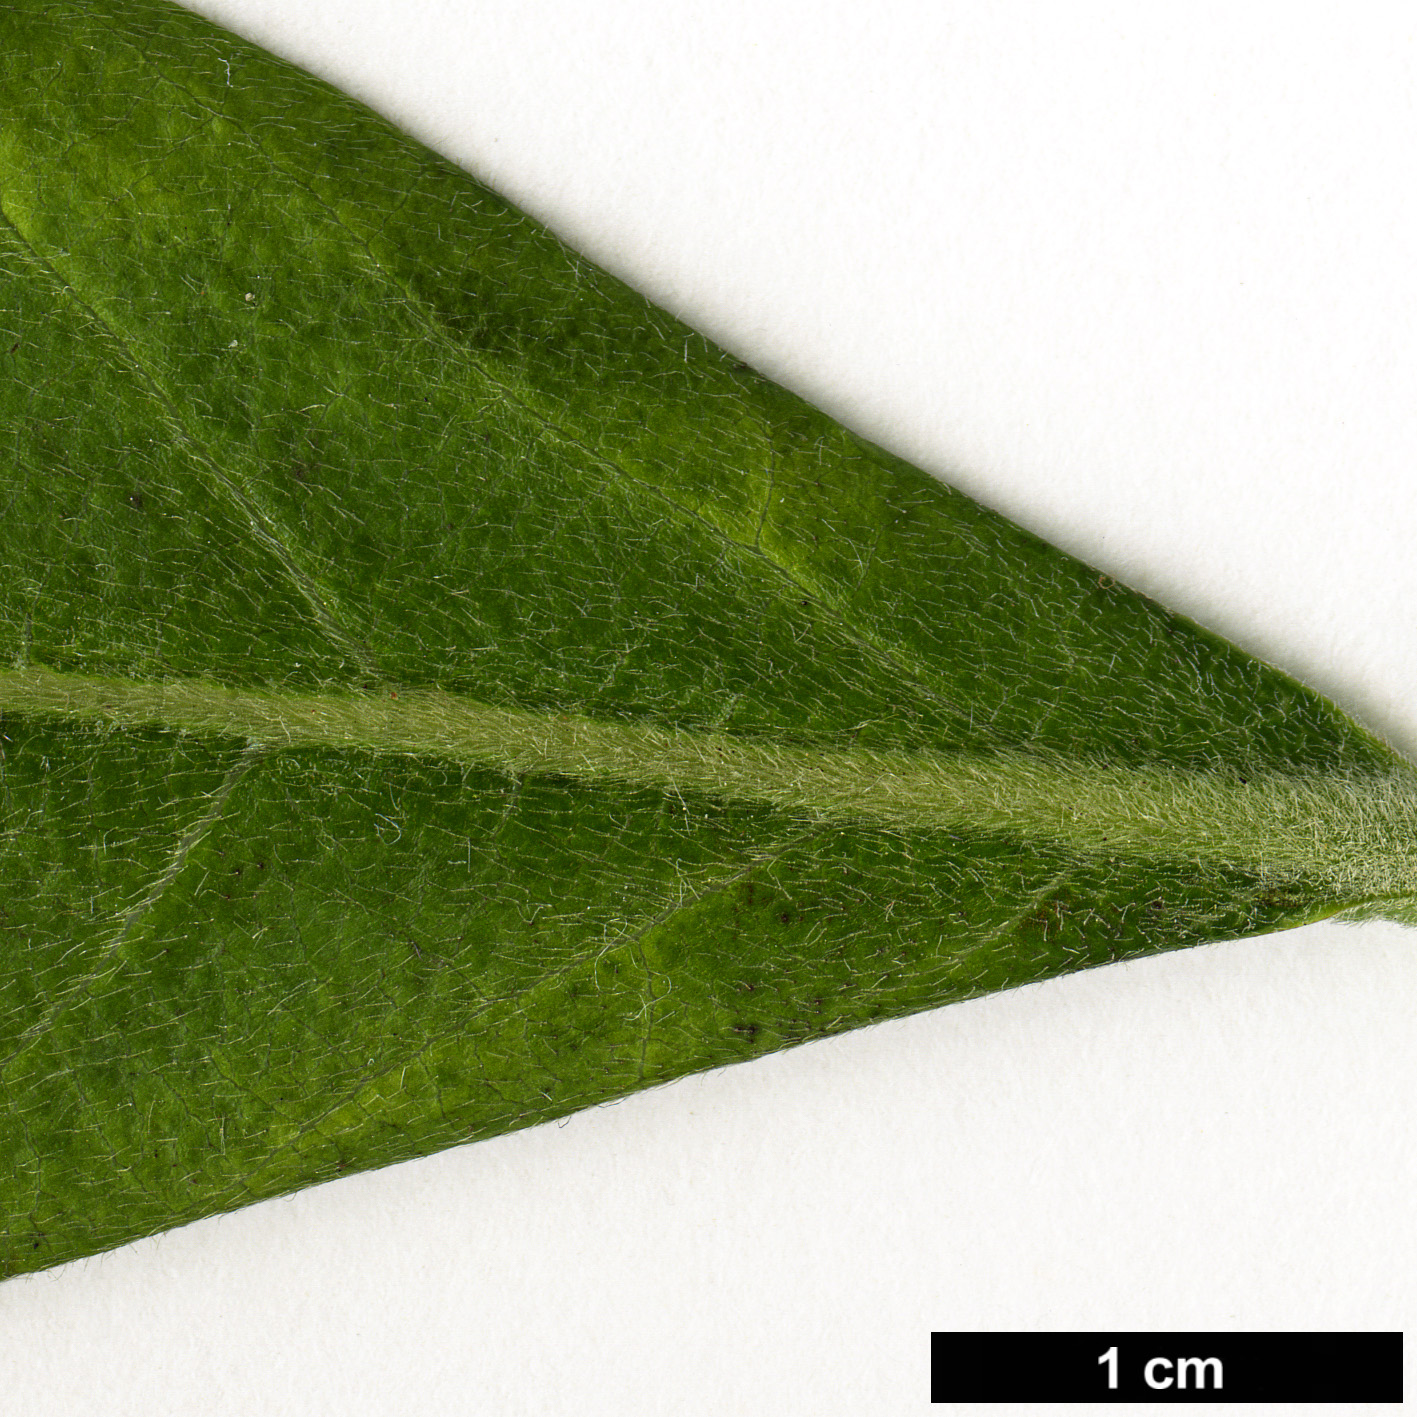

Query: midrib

[3,666,1415,899]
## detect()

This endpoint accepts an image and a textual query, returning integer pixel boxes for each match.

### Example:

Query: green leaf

[0,0,1412,1282]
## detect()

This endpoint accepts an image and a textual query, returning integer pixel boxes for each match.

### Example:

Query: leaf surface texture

[1,0,1413,1276]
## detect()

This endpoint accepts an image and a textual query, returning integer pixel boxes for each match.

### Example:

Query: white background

[2,3,1414,1413]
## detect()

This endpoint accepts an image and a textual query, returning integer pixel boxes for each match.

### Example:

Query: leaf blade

[0,0,1411,1277]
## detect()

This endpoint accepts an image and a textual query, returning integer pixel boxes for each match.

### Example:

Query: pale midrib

[4,666,1417,900]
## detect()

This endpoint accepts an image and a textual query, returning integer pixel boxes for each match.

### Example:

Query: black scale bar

[931,1332,1402,1403]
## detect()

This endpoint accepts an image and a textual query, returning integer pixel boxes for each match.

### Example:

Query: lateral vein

[0,194,378,680]
[0,742,265,1072]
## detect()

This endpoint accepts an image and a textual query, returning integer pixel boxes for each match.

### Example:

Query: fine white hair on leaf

[4,665,1416,901]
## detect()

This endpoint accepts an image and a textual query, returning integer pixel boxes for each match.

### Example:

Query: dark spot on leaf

[127,491,143,510]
